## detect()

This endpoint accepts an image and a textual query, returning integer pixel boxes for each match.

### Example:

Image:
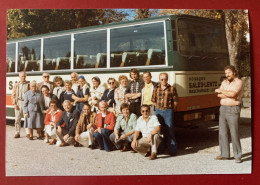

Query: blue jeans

[93,129,113,152]
[156,108,177,154]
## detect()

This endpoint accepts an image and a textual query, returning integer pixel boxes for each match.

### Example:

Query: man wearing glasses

[101,78,116,109]
[37,72,54,93]
[152,72,178,156]
[131,104,161,160]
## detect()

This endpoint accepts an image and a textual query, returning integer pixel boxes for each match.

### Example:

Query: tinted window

[110,22,166,67]
[6,43,16,73]
[74,30,107,69]
[177,18,228,57]
[18,39,41,72]
[43,35,71,70]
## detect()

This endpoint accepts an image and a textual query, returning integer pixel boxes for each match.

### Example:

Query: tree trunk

[224,10,244,75]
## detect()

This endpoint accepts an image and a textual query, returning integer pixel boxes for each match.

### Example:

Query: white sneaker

[56,140,62,146]
[44,139,49,143]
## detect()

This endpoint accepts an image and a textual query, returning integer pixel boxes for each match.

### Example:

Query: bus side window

[6,43,16,73]
[147,49,165,66]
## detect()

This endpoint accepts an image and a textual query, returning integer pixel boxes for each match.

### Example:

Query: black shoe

[74,142,83,147]
[91,145,97,150]
[37,136,44,140]
[29,137,33,140]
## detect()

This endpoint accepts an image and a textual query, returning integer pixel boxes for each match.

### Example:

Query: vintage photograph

[5,9,251,176]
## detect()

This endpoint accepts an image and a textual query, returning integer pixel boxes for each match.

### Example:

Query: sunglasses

[160,79,167,81]
[43,76,50,78]
[141,110,149,113]
[109,82,115,84]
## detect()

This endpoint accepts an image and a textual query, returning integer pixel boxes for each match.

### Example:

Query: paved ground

[5,108,252,176]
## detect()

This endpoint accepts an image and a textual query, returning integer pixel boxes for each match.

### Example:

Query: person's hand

[24,113,29,118]
[87,124,92,130]
[63,134,69,142]
[97,128,101,134]
[120,134,126,140]
[75,134,80,141]
[15,105,19,110]
[146,134,152,143]
[57,126,62,134]
[215,89,221,94]
[93,96,97,100]
[114,135,119,142]
[131,140,138,149]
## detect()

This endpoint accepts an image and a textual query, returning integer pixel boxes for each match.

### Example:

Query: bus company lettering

[188,76,218,94]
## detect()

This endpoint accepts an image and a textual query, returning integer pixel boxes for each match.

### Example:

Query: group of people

[11,69,178,160]
[11,65,244,162]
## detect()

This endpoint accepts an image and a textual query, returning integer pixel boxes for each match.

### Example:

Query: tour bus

[6,14,229,125]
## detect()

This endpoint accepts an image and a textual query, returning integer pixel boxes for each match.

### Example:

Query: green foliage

[7,9,128,40]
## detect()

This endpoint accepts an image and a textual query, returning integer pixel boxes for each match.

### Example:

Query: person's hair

[107,77,116,83]
[63,100,72,106]
[141,104,150,111]
[92,76,101,85]
[41,85,49,91]
[159,72,168,80]
[19,71,26,76]
[118,75,128,83]
[99,100,108,108]
[224,65,237,76]
[71,72,79,78]
[120,103,130,112]
[49,100,58,107]
[129,68,140,79]
[53,76,63,83]
[143,71,152,77]
[64,80,72,86]
[83,103,91,109]
[30,80,37,86]
[42,72,50,76]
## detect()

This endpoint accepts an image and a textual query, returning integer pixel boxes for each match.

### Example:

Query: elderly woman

[72,75,90,113]
[114,75,129,116]
[93,101,115,152]
[109,103,137,152]
[44,100,62,144]
[88,76,105,112]
[52,76,65,100]
[101,77,116,110]
[23,80,44,140]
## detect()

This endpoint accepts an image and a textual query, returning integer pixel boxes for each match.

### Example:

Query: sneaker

[26,134,30,138]
[14,134,20,138]
[215,156,229,160]
[44,138,49,143]
[235,158,242,163]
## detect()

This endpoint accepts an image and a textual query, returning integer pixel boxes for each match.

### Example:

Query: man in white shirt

[131,104,161,160]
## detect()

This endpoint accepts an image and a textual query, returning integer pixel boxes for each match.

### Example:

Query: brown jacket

[11,81,30,105]
[37,81,55,93]
[75,112,97,135]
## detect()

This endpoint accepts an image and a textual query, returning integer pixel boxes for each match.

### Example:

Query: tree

[7,9,128,40]
[158,9,249,77]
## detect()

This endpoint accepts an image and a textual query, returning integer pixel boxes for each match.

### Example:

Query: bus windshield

[177,18,228,57]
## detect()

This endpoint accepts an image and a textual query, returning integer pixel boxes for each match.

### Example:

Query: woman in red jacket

[93,100,115,152]
[44,100,62,144]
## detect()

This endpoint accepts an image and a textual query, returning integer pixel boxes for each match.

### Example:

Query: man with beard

[215,65,243,163]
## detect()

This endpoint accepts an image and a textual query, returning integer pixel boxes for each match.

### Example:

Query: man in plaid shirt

[125,68,143,117]
[152,72,178,155]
